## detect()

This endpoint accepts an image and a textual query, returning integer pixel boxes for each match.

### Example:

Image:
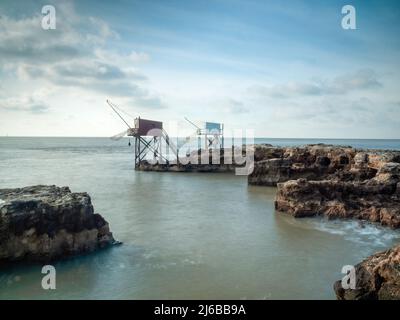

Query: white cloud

[0,2,166,113]
[250,69,382,99]
[0,94,50,114]
[224,99,249,114]
[0,2,398,138]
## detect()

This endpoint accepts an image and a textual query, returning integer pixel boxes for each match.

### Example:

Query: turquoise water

[0,137,399,299]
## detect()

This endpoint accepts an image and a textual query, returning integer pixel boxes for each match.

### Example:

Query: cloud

[54,62,130,80]
[266,95,400,129]
[129,51,150,63]
[0,95,50,114]
[0,4,97,63]
[333,69,382,92]
[225,99,249,114]
[250,69,382,99]
[29,104,50,114]
[0,2,165,111]
[17,60,149,98]
[133,96,166,109]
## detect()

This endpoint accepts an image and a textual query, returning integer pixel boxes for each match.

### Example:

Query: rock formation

[266,145,400,228]
[250,144,400,186]
[334,245,400,300]
[0,185,118,263]
[249,144,359,185]
[250,144,400,299]
[274,178,400,228]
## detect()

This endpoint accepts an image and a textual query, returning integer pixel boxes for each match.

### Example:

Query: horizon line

[1,136,400,140]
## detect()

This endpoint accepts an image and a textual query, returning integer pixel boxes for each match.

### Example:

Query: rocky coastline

[334,244,400,300]
[249,144,400,228]
[250,143,400,299]
[0,185,118,264]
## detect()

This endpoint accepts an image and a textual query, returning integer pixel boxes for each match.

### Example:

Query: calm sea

[0,137,399,299]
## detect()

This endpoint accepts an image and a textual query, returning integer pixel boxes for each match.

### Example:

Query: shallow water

[0,137,399,299]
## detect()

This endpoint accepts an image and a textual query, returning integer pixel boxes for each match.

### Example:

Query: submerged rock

[334,245,400,300]
[0,185,118,263]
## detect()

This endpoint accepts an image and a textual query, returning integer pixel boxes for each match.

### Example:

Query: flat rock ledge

[249,144,400,186]
[248,144,400,228]
[334,245,400,300]
[275,178,400,228]
[0,185,118,263]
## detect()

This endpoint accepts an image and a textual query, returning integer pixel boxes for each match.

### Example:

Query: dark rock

[248,158,291,186]
[252,145,284,162]
[249,144,400,186]
[249,144,360,186]
[316,156,331,167]
[334,245,400,300]
[0,185,118,263]
[275,179,400,228]
[271,146,400,299]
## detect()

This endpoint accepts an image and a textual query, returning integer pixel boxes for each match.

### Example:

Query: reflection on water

[0,137,399,299]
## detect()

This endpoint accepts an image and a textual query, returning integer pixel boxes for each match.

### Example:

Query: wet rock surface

[334,245,400,300]
[254,144,400,299]
[0,185,118,263]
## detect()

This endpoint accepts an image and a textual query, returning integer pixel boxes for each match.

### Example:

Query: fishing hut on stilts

[107,100,232,172]
[107,100,179,169]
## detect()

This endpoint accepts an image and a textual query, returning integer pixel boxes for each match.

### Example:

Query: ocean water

[254,138,400,150]
[0,137,399,300]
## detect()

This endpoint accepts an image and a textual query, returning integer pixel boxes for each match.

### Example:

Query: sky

[0,0,399,138]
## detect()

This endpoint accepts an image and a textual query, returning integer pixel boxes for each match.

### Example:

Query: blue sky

[0,0,399,137]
